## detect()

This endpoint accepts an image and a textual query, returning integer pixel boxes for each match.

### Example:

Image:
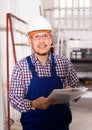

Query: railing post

[6,13,28,130]
[6,13,11,130]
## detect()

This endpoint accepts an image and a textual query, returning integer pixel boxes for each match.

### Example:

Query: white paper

[47,87,88,104]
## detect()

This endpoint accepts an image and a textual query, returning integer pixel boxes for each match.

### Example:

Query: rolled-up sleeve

[9,63,31,113]
[65,58,80,88]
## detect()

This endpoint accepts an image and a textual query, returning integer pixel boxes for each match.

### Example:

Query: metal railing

[6,13,28,130]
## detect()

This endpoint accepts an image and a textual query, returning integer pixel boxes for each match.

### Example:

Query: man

[9,16,80,130]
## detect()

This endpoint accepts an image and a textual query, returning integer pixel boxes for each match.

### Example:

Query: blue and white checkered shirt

[9,53,80,113]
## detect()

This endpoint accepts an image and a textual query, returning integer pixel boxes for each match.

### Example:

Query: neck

[35,53,49,65]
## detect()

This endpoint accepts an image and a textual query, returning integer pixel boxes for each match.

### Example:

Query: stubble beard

[33,47,50,56]
[35,51,49,56]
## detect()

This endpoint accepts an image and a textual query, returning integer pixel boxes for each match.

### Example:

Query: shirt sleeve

[64,58,81,88]
[9,62,31,113]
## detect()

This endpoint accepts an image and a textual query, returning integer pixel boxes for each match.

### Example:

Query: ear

[28,37,32,46]
[50,38,53,45]
[51,42,53,46]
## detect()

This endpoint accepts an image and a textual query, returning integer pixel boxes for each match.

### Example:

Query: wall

[0,0,43,128]
[16,0,42,23]
[0,0,43,82]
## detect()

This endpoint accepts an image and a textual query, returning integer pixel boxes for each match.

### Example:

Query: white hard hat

[28,16,52,34]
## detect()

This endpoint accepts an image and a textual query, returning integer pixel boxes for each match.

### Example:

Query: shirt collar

[31,52,52,65]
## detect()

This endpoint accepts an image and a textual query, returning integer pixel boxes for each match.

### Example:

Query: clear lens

[30,34,51,40]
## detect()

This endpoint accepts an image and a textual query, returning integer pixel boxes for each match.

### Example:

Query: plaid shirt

[9,53,80,113]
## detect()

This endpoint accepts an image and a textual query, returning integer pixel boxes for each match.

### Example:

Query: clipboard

[47,87,88,104]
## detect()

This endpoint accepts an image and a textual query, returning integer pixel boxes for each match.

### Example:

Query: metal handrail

[6,13,28,130]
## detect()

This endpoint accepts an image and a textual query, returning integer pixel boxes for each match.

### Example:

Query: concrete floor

[11,85,92,130]
[70,90,92,130]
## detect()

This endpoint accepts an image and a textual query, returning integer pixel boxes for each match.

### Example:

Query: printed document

[47,87,88,104]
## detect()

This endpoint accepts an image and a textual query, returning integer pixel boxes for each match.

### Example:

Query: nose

[39,36,45,41]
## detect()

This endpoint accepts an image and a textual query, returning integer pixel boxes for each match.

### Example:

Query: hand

[31,96,55,110]
[64,85,71,89]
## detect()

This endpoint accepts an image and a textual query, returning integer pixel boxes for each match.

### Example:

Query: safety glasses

[30,33,52,41]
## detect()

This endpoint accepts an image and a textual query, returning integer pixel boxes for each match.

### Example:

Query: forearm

[30,96,56,110]
[9,96,31,113]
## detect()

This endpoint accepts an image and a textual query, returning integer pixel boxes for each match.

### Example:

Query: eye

[43,34,48,38]
[34,35,39,39]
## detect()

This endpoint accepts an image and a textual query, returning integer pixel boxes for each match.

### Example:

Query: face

[28,32,52,56]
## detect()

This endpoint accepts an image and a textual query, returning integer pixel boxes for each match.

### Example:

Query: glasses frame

[29,33,52,41]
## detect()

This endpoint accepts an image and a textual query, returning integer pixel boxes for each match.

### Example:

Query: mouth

[38,45,47,49]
